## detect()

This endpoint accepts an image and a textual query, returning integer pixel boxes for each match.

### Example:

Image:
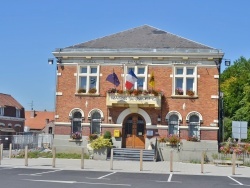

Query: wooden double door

[122,114,145,149]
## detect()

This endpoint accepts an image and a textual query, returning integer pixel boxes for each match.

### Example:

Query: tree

[220,56,250,142]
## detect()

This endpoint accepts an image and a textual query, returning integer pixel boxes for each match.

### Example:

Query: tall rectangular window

[78,65,99,94]
[174,66,196,96]
[126,66,147,90]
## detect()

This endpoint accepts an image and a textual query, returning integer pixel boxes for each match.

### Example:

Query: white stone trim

[0,116,25,122]
[186,111,203,122]
[200,126,219,130]
[14,124,21,127]
[69,108,84,119]
[57,72,62,76]
[54,122,90,127]
[214,75,219,79]
[117,108,151,125]
[88,108,104,120]
[165,110,182,122]
[0,123,5,126]
[56,92,62,96]
[101,124,122,128]
[146,125,167,129]
[211,95,219,99]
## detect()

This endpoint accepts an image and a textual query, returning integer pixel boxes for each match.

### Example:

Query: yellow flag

[149,72,155,87]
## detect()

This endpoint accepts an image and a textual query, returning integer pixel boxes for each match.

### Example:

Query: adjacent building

[25,110,55,134]
[0,93,25,148]
[51,25,223,152]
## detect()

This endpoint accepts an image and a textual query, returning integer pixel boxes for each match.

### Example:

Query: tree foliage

[221,56,250,142]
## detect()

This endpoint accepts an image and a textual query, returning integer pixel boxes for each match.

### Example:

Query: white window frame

[125,66,147,90]
[77,65,100,94]
[173,66,197,96]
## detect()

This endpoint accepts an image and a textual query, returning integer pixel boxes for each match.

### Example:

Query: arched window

[91,111,101,134]
[169,114,179,135]
[189,114,200,139]
[72,111,82,134]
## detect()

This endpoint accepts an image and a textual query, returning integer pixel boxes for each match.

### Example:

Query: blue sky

[1,0,249,111]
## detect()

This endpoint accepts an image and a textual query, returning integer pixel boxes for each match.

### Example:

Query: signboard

[232,121,248,139]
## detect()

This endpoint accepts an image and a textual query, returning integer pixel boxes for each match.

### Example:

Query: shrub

[158,137,166,143]
[89,134,98,141]
[90,136,112,150]
[103,131,112,139]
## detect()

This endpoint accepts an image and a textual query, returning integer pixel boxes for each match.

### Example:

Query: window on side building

[174,66,197,96]
[78,65,99,94]
[126,66,147,90]
[16,108,21,118]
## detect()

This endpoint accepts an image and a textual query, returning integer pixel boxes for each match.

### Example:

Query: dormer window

[16,108,20,118]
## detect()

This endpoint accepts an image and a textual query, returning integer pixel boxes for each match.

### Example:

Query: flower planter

[93,147,110,160]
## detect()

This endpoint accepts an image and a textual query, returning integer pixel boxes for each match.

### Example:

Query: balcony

[106,93,162,109]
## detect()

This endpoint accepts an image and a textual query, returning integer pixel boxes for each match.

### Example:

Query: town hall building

[51,25,223,153]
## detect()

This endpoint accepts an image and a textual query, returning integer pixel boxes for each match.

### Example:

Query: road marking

[228,176,243,185]
[97,172,116,179]
[19,169,62,176]
[23,179,131,186]
[155,174,181,183]
[168,174,172,182]
[23,179,75,184]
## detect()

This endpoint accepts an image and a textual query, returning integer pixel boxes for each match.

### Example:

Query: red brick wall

[55,64,219,141]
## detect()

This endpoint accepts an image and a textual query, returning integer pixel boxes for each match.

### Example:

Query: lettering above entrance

[106,93,161,109]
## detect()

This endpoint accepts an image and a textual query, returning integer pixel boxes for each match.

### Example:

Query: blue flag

[106,72,120,87]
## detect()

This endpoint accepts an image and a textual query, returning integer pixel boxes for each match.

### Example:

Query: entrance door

[122,114,145,149]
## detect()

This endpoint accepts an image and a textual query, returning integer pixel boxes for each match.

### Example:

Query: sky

[1,0,250,112]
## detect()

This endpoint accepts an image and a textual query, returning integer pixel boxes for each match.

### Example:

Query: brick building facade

[0,93,25,148]
[51,25,223,151]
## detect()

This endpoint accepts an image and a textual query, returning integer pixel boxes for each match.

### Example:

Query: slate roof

[66,25,213,50]
[0,93,23,109]
[25,111,54,130]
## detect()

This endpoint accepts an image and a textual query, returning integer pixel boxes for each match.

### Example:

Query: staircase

[112,148,155,161]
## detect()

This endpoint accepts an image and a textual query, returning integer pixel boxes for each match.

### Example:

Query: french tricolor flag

[125,69,138,90]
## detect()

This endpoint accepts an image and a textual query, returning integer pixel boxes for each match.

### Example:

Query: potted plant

[71,131,82,139]
[175,88,183,95]
[88,88,97,94]
[187,90,195,96]
[166,134,180,146]
[77,88,86,93]
[90,136,112,160]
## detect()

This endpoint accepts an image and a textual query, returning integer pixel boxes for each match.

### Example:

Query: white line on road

[23,179,75,184]
[168,174,173,182]
[19,169,62,176]
[228,176,243,185]
[97,172,116,179]
[23,179,131,186]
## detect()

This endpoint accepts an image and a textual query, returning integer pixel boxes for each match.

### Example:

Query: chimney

[30,110,36,118]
